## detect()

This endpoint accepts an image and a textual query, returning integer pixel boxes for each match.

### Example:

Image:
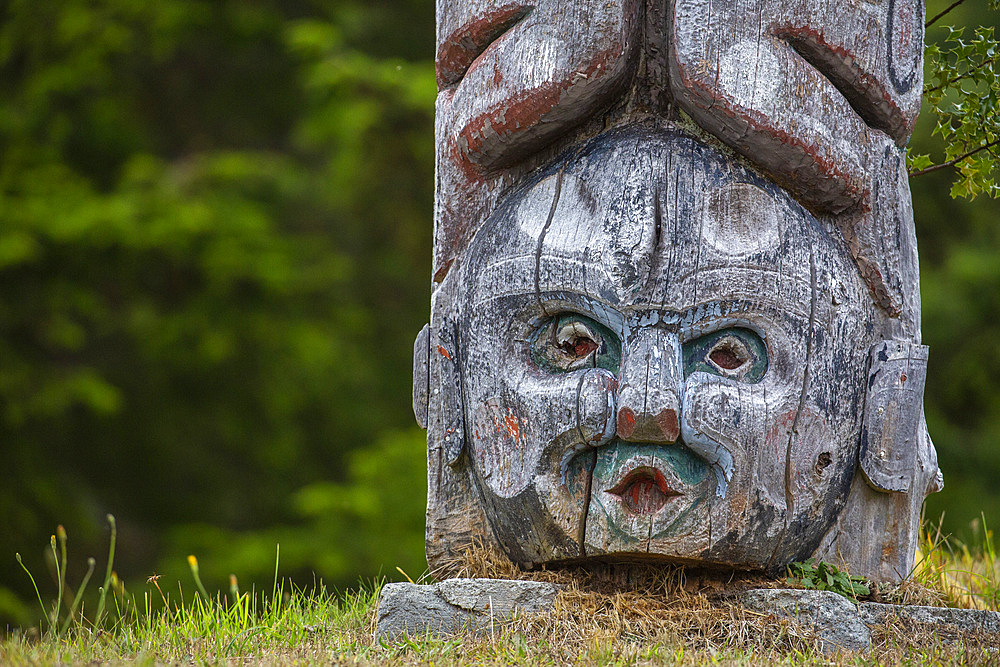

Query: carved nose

[616,328,683,444]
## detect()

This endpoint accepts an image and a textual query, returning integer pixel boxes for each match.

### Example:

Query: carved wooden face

[457,125,876,568]
[426,0,937,582]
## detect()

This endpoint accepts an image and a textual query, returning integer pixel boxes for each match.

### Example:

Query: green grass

[1,582,377,665]
[2,515,998,666]
[2,585,994,666]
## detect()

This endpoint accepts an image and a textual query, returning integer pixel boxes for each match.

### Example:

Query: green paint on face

[683,327,767,383]
[604,442,709,487]
[531,313,621,374]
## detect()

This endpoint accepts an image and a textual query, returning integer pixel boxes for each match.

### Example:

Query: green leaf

[908,153,934,172]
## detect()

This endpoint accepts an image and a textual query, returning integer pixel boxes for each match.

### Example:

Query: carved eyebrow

[773,26,909,144]
[436,4,534,89]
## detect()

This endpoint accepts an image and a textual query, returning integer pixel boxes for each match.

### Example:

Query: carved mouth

[606,466,681,515]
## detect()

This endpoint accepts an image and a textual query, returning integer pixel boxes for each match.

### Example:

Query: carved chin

[583,440,715,552]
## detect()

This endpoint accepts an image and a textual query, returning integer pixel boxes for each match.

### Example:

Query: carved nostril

[617,407,636,439]
[616,405,680,442]
[655,408,680,442]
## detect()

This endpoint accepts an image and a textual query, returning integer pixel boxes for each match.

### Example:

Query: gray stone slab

[859,600,1000,635]
[742,588,871,653]
[742,588,1000,654]
[375,578,560,641]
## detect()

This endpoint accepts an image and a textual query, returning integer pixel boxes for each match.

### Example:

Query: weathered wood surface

[418,0,940,582]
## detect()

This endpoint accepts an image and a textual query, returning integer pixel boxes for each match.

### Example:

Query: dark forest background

[0,0,997,627]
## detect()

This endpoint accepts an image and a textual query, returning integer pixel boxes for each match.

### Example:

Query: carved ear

[414,319,467,466]
[859,340,929,493]
[412,324,430,429]
[423,312,494,570]
[432,318,467,467]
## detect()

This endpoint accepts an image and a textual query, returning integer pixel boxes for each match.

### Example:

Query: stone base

[741,589,1000,653]
[375,578,561,641]
[375,579,1000,654]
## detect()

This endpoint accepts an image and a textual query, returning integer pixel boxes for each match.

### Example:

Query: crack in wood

[577,449,598,557]
[534,167,565,317]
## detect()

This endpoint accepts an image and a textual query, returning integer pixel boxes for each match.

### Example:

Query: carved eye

[683,328,767,383]
[531,314,621,373]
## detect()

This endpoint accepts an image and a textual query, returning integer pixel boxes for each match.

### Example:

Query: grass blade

[49,533,62,634]
[95,514,117,628]
[15,553,48,631]
[188,555,211,600]
[61,557,96,634]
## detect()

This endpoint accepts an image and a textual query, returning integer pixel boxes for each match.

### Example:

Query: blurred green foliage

[1,0,999,631]
[0,0,434,626]
[914,0,1000,545]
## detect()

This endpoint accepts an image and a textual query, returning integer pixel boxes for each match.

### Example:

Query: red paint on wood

[773,24,911,141]
[433,258,455,284]
[502,413,520,440]
[655,408,680,443]
[607,467,680,515]
[452,46,622,172]
[672,60,868,214]
[436,4,532,89]
[617,406,636,439]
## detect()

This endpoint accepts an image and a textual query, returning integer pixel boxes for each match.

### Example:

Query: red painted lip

[606,466,681,515]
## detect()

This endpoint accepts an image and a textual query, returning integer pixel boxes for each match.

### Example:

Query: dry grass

[444,542,799,649]
[424,542,999,665]
[416,547,1000,664]
[911,515,1000,611]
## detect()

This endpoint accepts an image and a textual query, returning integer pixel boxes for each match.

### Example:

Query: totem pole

[413,0,942,582]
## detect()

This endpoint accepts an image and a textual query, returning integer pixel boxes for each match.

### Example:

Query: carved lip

[605,462,683,515]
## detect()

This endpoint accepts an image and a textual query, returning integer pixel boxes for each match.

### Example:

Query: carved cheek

[681,375,785,511]
[470,368,615,499]
[766,406,843,517]
[471,397,539,499]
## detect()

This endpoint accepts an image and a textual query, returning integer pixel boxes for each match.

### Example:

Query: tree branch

[926,0,968,28]
[924,56,998,94]
[909,138,1000,177]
